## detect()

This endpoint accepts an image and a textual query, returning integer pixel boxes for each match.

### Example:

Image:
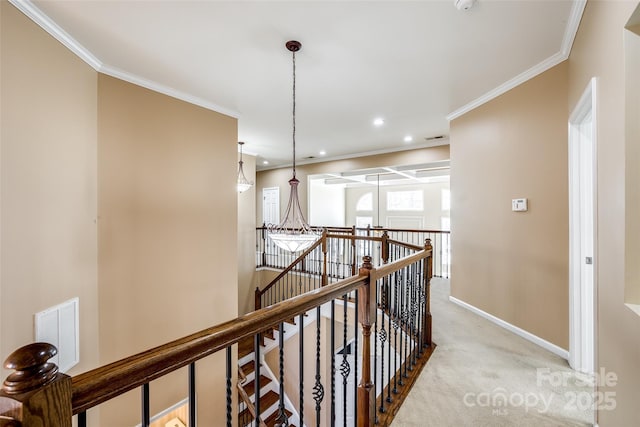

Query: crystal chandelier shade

[267,40,320,253]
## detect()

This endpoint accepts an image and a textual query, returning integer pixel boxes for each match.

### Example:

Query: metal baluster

[399,268,406,385]
[254,334,261,427]
[299,313,305,426]
[386,273,393,404]
[141,383,150,427]
[392,271,400,396]
[225,348,232,427]
[276,323,289,426]
[330,300,336,425]
[340,294,350,425]
[78,412,86,427]
[189,362,197,427]
[354,289,359,426]
[373,278,379,424]
[419,258,427,351]
[379,278,387,413]
[313,307,325,426]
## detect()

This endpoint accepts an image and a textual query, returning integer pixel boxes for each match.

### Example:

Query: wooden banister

[2,244,432,426]
[371,248,431,282]
[72,275,367,414]
[255,230,325,302]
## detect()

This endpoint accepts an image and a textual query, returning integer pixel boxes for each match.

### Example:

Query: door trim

[568,77,598,374]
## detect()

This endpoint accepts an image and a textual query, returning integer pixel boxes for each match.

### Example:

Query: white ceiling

[20,0,583,170]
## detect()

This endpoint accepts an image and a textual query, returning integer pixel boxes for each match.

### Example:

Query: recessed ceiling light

[263,160,269,165]
[373,118,384,127]
[404,135,413,143]
[319,150,326,156]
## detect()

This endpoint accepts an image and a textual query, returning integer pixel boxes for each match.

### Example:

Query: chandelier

[236,141,253,193]
[267,40,320,253]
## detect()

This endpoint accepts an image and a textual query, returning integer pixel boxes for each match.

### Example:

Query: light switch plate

[512,198,528,212]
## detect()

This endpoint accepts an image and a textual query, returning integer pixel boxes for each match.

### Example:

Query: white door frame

[568,77,597,374]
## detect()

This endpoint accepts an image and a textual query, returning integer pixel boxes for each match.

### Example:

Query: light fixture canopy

[267,40,320,253]
[236,141,253,193]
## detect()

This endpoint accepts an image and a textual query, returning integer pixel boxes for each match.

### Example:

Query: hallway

[392,278,593,427]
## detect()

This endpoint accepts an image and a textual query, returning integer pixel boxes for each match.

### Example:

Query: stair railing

[0,243,433,427]
[256,231,432,312]
[257,225,450,277]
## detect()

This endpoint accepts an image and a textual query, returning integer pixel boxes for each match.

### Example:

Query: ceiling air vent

[425,135,446,141]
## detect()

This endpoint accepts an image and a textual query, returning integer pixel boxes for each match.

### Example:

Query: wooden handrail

[1,246,433,426]
[371,248,431,282]
[237,381,266,427]
[256,225,451,234]
[386,238,423,252]
[255,233,324,300]
[71,274,367,414]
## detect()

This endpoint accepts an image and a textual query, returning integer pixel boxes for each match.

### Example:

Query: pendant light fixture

[267,40,320,253]
[236,141,253,193]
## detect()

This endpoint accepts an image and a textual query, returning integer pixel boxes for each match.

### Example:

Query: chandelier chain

[292,48,297,178]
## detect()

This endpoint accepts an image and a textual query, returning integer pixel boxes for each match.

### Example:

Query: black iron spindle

[330,300,336,425]
[226,348,232,427]
[353,289,359,426]
[299,313,304,426]
[78,412,86,427]
[254,334,261,427]
[313,306,325,426]
[275,323,289,426]
[141,383,150,427]
[341,294,349,425]
[189,362,196,427]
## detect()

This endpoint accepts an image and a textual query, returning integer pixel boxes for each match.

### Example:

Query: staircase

[237,319,301,427]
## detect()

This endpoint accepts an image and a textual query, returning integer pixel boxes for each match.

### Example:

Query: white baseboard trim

[449,296,569,360]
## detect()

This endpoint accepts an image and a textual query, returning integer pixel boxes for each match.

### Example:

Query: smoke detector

[454,0,477,11]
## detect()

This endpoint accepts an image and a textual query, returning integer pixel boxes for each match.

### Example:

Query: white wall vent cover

[35,297,79,373]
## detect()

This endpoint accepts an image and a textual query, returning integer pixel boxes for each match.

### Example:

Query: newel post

[423,238,433,347]
[357,256,375,427]
[0,343,72,427]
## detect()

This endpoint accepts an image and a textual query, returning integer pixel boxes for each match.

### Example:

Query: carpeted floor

[391,278,594,427]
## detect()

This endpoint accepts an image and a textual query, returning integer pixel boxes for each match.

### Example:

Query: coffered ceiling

[16,0,584,169]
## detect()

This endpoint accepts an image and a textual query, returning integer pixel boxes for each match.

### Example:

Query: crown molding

[561,0,587,57]
[257,139,450,172]
[9,0,241,119]
[9,0,102,70]
[100,65,241,119]
[447,0,586,121]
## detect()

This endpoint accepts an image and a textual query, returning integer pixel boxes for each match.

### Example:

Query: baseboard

[448,296,569,360]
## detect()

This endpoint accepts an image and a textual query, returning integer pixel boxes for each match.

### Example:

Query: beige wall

[625,20,640,306]
[568,1,640,425]
[238,153,257,315]
[0,0,99,381]
[450,62,570,348]
[97,74,238,424]
[256,145,450,225]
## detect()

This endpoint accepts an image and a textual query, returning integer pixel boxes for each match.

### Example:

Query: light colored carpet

[391,278,593,427]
